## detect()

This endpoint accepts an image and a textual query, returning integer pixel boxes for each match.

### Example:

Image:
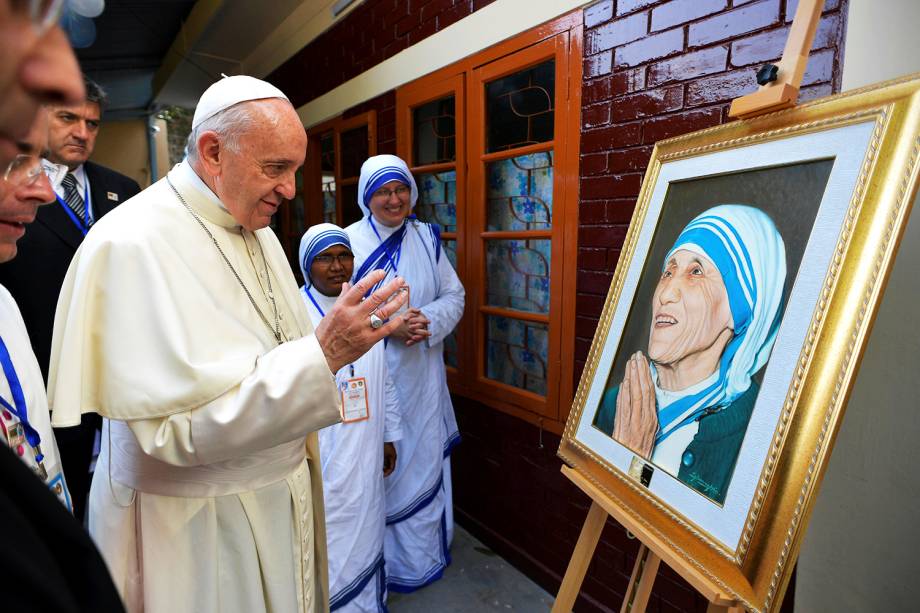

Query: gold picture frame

[558,73,920,612]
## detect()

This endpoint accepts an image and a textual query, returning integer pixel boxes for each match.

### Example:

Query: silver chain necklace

[167,177,283,345]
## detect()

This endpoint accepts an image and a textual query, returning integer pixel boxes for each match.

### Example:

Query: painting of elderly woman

[593,160,834,504]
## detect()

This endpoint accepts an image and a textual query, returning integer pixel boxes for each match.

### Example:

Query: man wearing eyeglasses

[0,2,125,610]
[0,74,140,524]
[0,109,71,495]
[0,116,126,610]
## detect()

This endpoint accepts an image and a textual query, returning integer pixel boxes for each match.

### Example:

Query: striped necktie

[61,173,86,223]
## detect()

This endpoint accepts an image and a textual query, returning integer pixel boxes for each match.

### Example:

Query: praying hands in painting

[613,352,658,459]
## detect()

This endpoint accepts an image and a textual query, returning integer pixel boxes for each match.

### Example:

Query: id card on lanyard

[0,335,47,481]
[306,286,371,423]
[339,377,370,423]
[386,285,410,318]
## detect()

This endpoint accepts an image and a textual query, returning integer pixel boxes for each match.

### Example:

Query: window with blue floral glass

[396,22,581,425]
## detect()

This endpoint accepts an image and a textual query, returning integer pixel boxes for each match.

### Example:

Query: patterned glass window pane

[414,96,456,165]
[340,183,361,227]
[486,315,548,396]
[444,330,458,369]
[486,151,553,231]
[486,239,550,314]
[441,238,457,270]
[442,237,459,369]
[322,173,336,223]
[320,133,335,173]
[318,132,337,224]
[416,170,457,232]
[292,168,305,233]
[486,60,554,153]
[340,126,368,178]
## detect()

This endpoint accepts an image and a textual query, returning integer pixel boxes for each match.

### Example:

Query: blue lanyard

[55,173,93,236]
[368,217,404,273]
[302,286,325,317]
[302,287,355,376]
[0,335,43,461]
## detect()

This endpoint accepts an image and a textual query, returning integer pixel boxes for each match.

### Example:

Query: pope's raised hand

[314,270,409,373]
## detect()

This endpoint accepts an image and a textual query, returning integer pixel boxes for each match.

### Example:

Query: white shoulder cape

[48,163,315,425]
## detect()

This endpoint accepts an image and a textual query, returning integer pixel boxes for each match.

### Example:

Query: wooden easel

[551,466,743,613]
[552,1,825,611]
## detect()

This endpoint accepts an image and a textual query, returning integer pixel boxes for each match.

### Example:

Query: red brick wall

[575,0,847,385]
[267,0,498,108]
[452,397,711,612]
[344,91,398,155]
[270,2,849,611]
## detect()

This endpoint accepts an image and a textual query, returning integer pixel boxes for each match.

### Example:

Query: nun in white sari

[346,155,464,592]
[594,204,786,504]
[299,224,403,612]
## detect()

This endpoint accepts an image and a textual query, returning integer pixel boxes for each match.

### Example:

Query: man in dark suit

[0,75,141,523]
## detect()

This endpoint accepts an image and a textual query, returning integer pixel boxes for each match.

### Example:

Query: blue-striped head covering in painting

[298,223,351,287]
[652,204,786,443]
[357,154,418,218]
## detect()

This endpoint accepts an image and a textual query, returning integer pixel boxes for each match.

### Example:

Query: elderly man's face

[209,99,307,232]
[648,249,734,369]
[309,244,355,297]
[0,110,54,262]
[0,2,84,168]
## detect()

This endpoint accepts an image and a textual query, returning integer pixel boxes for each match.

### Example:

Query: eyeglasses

[41,158,67,185]
[371,185,410,200]
[11,0,66,35]
[312,253,355,266]
[2,154,46,187]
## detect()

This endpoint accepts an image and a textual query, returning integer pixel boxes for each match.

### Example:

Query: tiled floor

[388,526,554,612]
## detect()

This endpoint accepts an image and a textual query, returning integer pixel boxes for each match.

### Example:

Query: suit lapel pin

[107,191,119,201]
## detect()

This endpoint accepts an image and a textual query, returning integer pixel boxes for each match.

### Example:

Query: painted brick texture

[268,0,498,108]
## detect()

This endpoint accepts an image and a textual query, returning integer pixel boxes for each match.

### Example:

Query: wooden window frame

[397,74,467,380]
[304,111,377,228]
[396,12,583,434]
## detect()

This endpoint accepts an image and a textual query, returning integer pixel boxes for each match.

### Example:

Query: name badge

[48,473,72,511]
[386,286,410,318]
[340,377,370,423]
[6,422,25,447]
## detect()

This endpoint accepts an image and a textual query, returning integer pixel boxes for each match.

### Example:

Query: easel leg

[620,544,661,613]
[551,501,608,613]
[555,467,746,612]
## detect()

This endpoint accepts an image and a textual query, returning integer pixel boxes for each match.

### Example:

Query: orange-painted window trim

[305,111,377,228]
[396,11,583,435]
[280,111,378,272]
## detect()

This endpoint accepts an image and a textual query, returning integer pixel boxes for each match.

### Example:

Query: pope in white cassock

[299,224,403,612]
[47,76,409,613]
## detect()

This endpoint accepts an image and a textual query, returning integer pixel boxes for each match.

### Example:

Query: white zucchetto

[191,75,290,129]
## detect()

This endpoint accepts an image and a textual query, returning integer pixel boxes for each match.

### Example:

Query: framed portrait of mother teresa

[558,73,920,612]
